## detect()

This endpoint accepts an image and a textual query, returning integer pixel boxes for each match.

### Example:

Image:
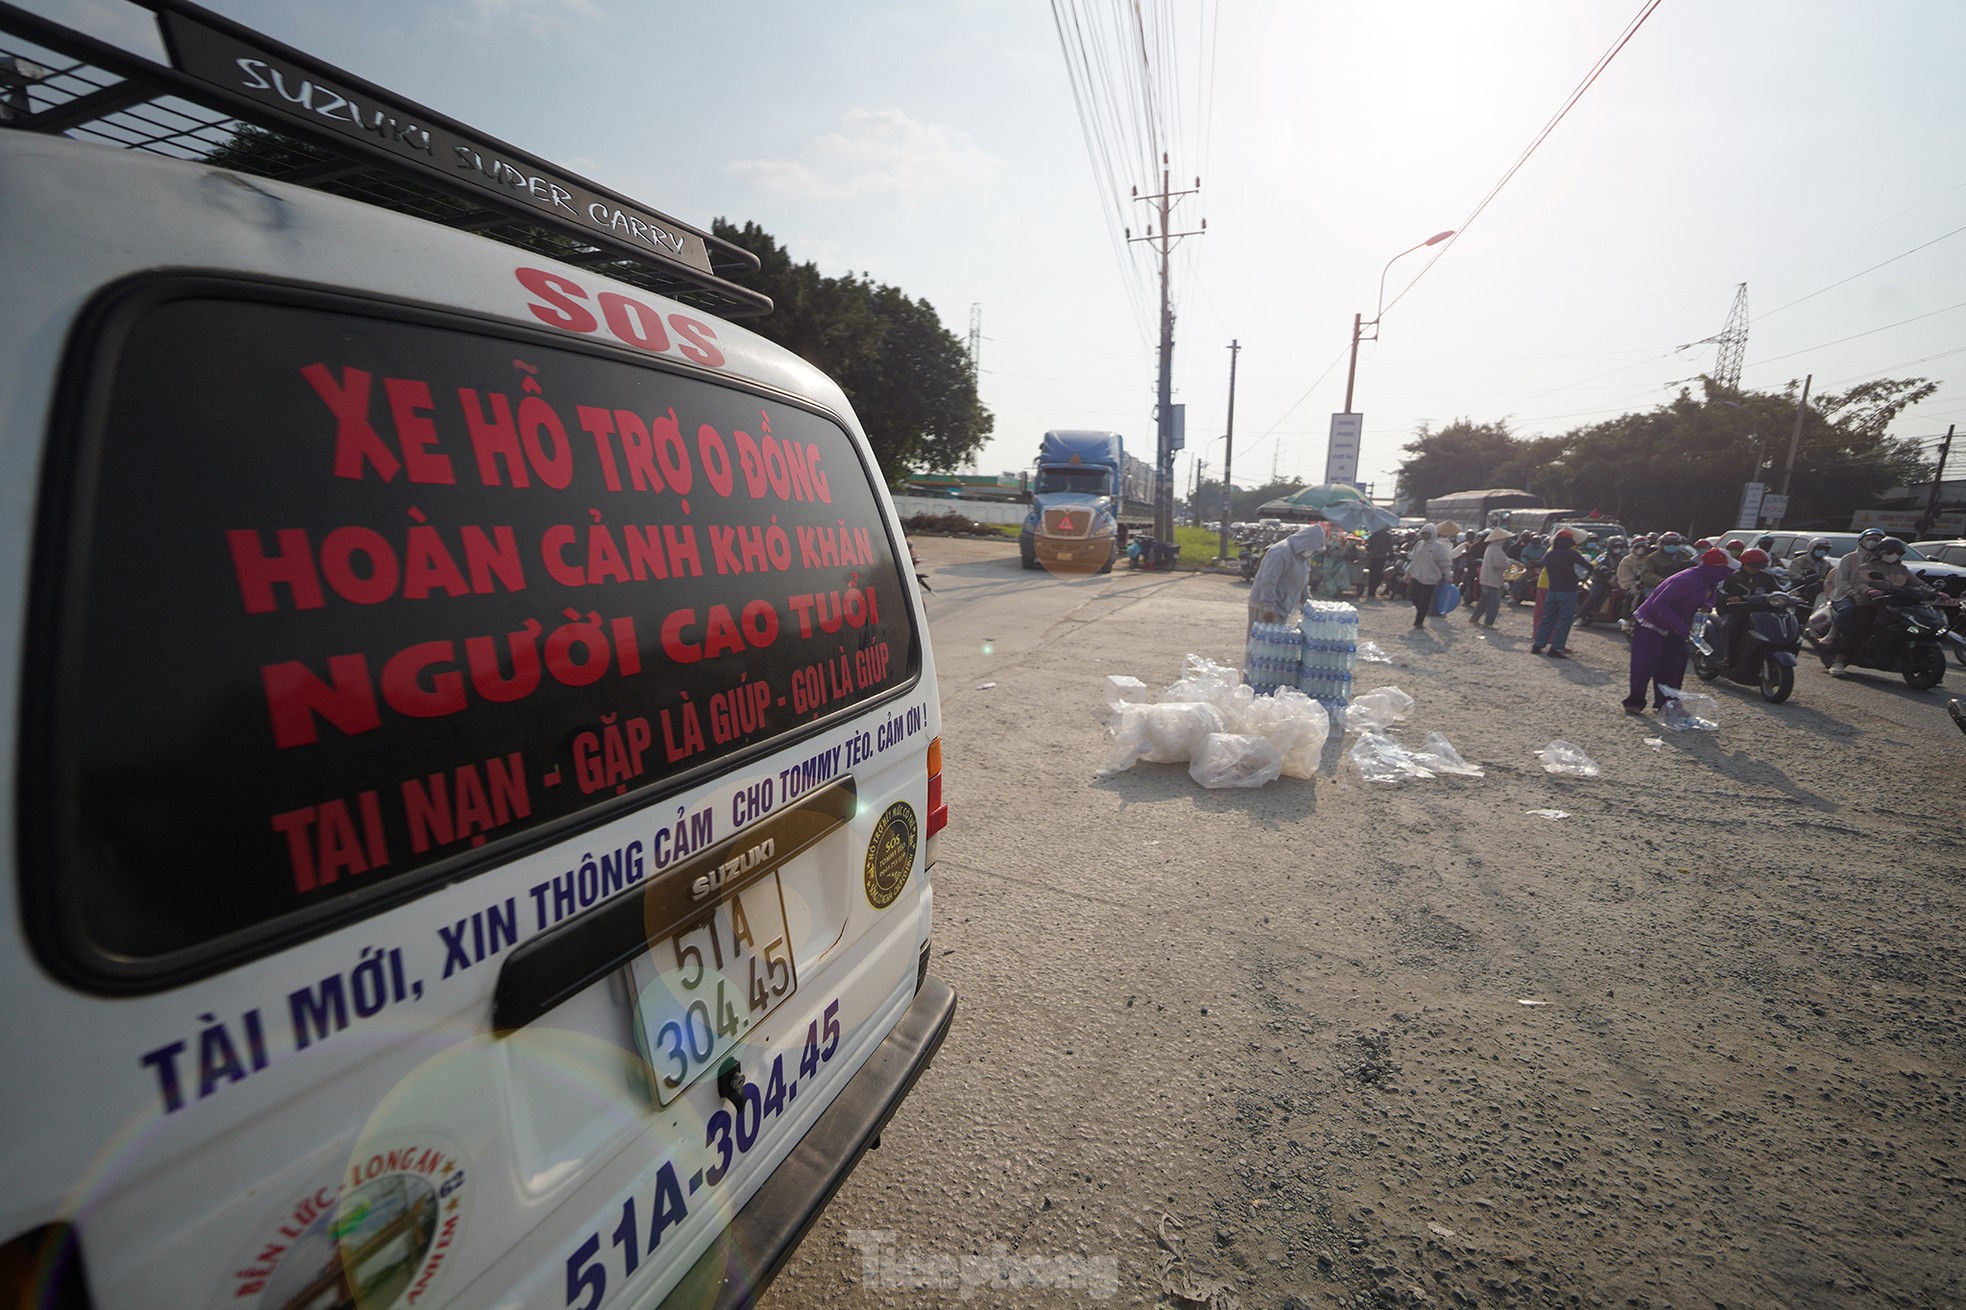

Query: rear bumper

[661,975,958,1309]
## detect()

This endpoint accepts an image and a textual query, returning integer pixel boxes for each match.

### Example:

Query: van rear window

[30,284,918,975]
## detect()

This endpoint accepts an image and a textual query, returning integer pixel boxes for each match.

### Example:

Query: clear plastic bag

[1350,732,1436,783]
[1344,685,1415,734]
[1099,701,1229,774]
[1410,730,1483,777]
[1234,685,1331,778]
[1357,640,1392,664]
[1658,691,1719,732]
[1536,740,1601,777]
[1161,656,1256,722]
[1188,732,1285,789]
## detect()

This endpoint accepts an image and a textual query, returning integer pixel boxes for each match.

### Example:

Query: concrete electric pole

[1219,339,1239,565]
[1128,158,1203,543]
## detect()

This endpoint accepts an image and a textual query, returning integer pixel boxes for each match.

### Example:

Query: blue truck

[1020,430,1126,572]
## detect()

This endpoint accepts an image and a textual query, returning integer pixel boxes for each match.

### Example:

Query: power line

[1748,300,1966,370]
[1379,0,1664,320]
[1756,222,1966,321]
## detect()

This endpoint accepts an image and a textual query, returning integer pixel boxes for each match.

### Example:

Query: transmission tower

[967,303,982,373]
[1681,283,1749,395]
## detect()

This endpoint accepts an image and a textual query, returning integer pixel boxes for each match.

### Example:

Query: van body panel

[1,130,948,1309]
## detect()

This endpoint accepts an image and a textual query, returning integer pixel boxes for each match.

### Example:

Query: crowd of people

[1244,517,1958,718]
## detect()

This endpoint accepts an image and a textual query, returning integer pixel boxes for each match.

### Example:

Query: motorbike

[1577,562,1623,626]
[1237,542,1259,582]
[1802,584,1960,689]
[1690,590,1804,703]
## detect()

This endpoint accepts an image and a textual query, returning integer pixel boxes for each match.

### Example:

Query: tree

[711,220,993,480]
[1389,380,1938,531]
[1393,420,1521,507]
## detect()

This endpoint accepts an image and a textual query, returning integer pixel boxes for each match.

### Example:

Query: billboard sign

[1326,413,1363,486]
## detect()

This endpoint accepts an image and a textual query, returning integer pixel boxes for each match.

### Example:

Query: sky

[23,0,1966,511]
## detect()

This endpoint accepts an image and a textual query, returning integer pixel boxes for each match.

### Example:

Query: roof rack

[0,0,772,317]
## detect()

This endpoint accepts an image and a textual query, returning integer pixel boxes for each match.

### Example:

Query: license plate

[629,871,798,1106]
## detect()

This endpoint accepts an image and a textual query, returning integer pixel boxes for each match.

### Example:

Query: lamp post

[1342,230,1455,414]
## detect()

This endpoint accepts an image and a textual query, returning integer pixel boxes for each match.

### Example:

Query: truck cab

[1019,430,1124,573]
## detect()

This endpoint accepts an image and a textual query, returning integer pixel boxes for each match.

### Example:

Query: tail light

[925,736,948,839]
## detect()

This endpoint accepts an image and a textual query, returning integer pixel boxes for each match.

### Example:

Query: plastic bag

[1350,732,1435,783]
[1536,740,1600,777]
[1099,702,1229,774]
[1180,653,1239,682]
[1188,732,1285,789]
[1410,730,1484,777]
[1658,690,1719,732]
[1357,640,1392,664]
[1161,655,1255,722]
[1235,685,1331,778]
[1433,581,1461,614]
[1344,685,1415,734]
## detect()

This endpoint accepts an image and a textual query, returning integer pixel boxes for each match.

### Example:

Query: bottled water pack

[1296,600,1359,706]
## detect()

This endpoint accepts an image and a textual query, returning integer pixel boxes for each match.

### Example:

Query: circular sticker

[222,1131,470,1309]
[864,802,918,909]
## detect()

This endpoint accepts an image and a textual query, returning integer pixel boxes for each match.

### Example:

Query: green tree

[711,220,993,479]
[1393,420,1522,507]
[1390,380,1937,532]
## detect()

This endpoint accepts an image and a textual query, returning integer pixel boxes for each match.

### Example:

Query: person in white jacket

[1468,528,1514,626]
[1404,523,1454,629]
[1247,521,1329,629]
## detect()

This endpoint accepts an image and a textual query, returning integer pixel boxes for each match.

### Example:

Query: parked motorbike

[1236,542,1259,581]
[1802,584,1960,689]
[1690,591,1803,703]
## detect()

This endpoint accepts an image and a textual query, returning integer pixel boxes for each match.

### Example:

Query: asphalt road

[761,534,1966,1310]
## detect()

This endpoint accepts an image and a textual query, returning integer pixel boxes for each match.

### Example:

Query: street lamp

[1342,230,1455,415]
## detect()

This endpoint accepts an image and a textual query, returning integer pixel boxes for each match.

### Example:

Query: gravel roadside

[765,536,1966,1309]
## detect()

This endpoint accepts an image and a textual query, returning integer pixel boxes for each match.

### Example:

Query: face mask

[1812,548,1829,559]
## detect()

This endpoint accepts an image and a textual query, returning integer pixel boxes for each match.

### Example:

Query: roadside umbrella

[1261,484,1399,533]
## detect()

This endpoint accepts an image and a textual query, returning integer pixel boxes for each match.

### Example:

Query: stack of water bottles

[1297,599,1359,709]
[1245,621,1301,694]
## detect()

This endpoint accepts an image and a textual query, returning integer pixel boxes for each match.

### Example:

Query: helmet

[1754,534,1775,551]
[1606,535,1627,549]
[1659,531,1684,548]
[1808,537,1832,558]
[1724,538,1746,553]
[1879,536,1908,562]
[1699,548,1731,567]
[1740,548,1770,568]
[1858,527,1887,551]
[1694,538,1714,550]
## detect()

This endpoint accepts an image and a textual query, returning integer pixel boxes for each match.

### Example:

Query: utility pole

[1779,373,1812,501]
[1919,424,1955,538]
[1219,339,1240,564]
[1128,159,1203,543]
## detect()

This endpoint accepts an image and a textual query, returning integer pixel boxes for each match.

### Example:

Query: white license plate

[629,871,798,1106]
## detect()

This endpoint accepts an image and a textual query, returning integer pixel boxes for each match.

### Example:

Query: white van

[0,4,953,1307]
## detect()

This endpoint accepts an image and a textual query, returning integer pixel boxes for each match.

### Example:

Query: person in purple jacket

[1622,548,1736,715]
